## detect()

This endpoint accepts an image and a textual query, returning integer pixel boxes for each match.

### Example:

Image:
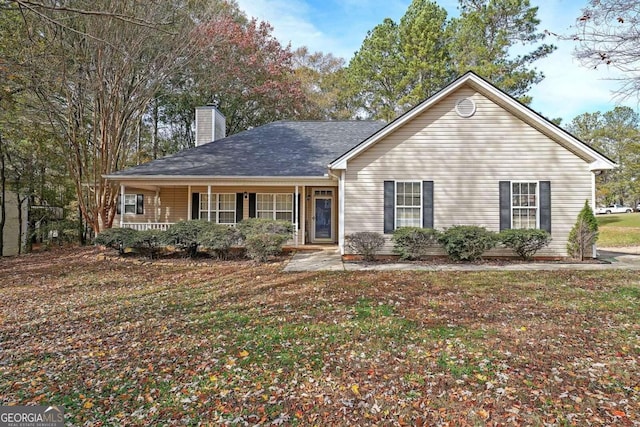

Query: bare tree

[573,0,640,99]
[18,0,200,233]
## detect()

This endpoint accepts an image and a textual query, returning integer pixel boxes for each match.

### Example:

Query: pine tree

[567,200,599,260]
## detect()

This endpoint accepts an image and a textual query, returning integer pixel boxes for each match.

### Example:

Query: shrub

[131,229,166,259]
[345,231,385,262]
[567,200,599,260]
[238,218,293,262]
[164,220,211,258]
[244,233,290,262]
[499,228,551,260]
[237,218,294,237]
[392,227,440,260]
[200,224,242,259]
[438,225,497,261]
[94,227,139,255]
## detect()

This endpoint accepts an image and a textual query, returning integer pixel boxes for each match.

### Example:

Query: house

[105,72,616,257]
[1,190,28,256]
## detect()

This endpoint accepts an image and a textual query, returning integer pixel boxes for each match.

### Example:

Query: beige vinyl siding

[114,187,189,224]
[344,86,593,257]
[158,187,189,222]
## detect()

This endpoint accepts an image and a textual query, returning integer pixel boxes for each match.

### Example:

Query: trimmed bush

[345,231,385,262]
[499,228,551,260]
[244,233,290,262]
[237,218,294,237]
[238,218,294,262]
[200,224,242,259]
[567,200,599,260]
[163,220,211,258]
[438,225,497,261]
[131,229,166,259]
[392,227,440,260]
[94,227,139,255]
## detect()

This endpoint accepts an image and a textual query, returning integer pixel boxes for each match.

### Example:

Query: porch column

[187,185,192,220]
[301,185,306,246]
[207,185,212,222]
[294,185,299,246]
[154,188,160,222]
[338,170,346,254]
[592,172,597,258]
[119,184,125,228]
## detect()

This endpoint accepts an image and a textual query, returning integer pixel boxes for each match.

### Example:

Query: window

[256,193,293,221]
[396,182,422,228]
[199,193,236,224]
[123,194,137,214]
[511,182,538,229]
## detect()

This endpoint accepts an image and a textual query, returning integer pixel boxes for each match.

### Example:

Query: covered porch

[114,177,340,246]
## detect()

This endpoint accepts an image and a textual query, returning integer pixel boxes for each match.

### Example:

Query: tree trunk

[152,98,159,159]
[78,204,86,245]
[16,191,26,254]
[0,134,6,256]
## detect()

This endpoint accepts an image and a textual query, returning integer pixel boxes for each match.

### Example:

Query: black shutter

[383,181,395,234]
[116,195,121,214]
[422,181,434,229]
[249,193,256,218]
[191,193,199,220]
[499,181,511,231]
[539,181,551,234]
[295,193,301,229]
[236,193,244,223]
[136,194,144,215]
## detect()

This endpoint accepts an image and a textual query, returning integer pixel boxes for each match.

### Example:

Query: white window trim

[510,181,540,229]
[123,194,137,215]
[395,181,422,229]
[199,193,236,224]
[256,193,294,222]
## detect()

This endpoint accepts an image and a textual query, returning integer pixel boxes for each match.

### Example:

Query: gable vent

[455,97,476,118]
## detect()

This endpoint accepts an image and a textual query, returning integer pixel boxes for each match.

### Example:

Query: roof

[329,71,617,171]
[108,120,384,178]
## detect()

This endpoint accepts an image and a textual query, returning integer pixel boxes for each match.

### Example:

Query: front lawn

[597,213,640,247]
[1,247,638,425]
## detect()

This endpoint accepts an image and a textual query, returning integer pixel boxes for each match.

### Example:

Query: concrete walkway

[283,246,640,272]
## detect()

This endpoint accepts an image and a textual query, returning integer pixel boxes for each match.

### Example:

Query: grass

[1,247,639,425]
[597,212,640,247]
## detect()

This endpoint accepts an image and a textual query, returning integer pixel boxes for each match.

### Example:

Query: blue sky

[235,0,637,124]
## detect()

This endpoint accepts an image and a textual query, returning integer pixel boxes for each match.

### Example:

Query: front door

[312,189,334,242]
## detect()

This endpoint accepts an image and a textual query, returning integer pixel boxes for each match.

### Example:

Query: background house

[1,191,28,256]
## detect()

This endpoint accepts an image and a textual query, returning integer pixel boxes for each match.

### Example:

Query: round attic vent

[455,97,476,118]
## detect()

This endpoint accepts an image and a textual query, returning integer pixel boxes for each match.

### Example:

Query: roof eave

[103,174,336,181]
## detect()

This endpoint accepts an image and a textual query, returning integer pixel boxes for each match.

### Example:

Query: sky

[234,0,638,125]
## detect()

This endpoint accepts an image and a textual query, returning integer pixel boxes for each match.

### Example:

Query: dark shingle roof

[111,121,385,177]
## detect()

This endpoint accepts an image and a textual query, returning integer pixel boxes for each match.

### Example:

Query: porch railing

[122,222,175,231]
[121,222,301,245]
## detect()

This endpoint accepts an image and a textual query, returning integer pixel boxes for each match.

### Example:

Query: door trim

[311,188,335,243]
